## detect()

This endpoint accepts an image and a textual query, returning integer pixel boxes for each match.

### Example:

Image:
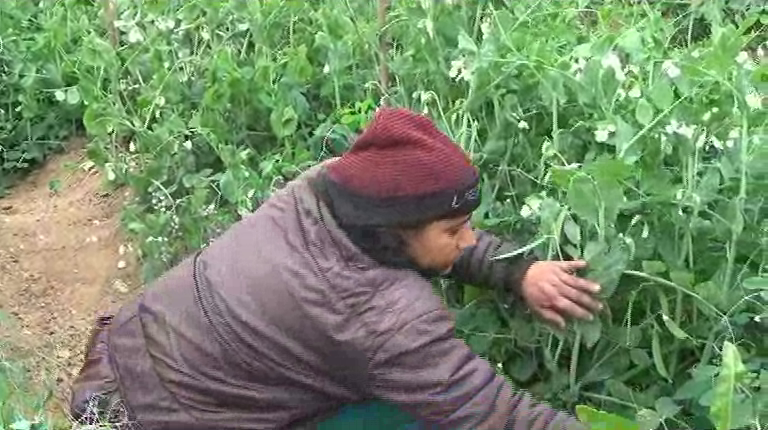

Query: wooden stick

[102,0,119,48]
[377,0,391,105]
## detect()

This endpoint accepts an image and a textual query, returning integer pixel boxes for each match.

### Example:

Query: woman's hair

[308,172,436,275]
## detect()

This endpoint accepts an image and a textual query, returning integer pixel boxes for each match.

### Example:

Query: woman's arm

[448,229,538,299]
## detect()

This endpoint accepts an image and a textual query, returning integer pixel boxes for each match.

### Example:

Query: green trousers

[316,400,427,429]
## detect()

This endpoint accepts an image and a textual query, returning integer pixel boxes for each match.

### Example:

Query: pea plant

[393,1,765,428]
[0,0,94,195]
[0,0,764,428]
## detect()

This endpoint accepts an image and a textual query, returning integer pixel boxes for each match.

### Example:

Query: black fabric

[309,173,443,278]
[320,169,481,227]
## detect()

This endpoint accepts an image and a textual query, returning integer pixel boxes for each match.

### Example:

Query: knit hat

[321,107,481,226]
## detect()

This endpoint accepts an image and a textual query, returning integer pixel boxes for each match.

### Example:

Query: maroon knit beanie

[321,107,481,226]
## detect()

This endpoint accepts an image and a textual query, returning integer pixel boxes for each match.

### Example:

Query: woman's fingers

[558,281,603,313]
[551,287,595,320]
[557,267,601,294]
[556,259,588,272]
[537,307,566,330]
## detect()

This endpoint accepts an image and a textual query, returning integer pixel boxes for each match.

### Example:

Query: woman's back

[83,161,452,428]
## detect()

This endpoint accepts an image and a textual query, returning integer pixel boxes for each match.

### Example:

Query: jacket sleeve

[367,306,587,429]
[448,229,538,298]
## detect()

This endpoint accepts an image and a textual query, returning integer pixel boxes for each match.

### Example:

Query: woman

[70,107,601,429]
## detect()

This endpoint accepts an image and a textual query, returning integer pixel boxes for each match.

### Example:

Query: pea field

[1,0,766,429]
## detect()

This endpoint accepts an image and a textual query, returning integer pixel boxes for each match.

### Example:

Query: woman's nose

[458,225,477,249]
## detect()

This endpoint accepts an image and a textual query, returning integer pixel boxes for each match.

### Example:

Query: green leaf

[583,241,605,262]
[10,419,32,430]
[642,260,667,274]
[467,334,492,355]
[617,28,644,60]
[674,367,717,400]
[710,341,747,430]
[610,117,640,164]
[576,405,640,430]
[649,78,674,110]
[270,106,298,138]
[655,397,681,419]
[567,173,599,226]
[635,408,660,430]
[218,170,239,204]
[670,271,695,288]
[563,216,582,246]
[457,30,478,53]
[576,317,602,349]
[584,235,631,298]
[463,284,484,304]
[674,378,709,400]
[630,348,652,366]
[507,354,538,382]
[634,98,655,126]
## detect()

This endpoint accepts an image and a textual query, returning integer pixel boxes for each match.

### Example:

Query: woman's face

[400,214,477,274]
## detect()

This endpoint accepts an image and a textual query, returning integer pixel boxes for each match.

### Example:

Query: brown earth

[0,138,142,421]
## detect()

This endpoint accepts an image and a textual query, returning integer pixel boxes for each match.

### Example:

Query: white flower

[449,57,472,82]
[570,57,587,79]
[480,18,491,39]
[517,120,529,130]
[736,51,750,64]
[156,17,175,32]
[664,119,694,139]
[661,60,681,79]
[601,51,626,82]
[127,26,144,44]
[594,129,611,142]
[520,195,543,219]
[628,85,641,98]
[745,90,762,110]
[594,122,617,143]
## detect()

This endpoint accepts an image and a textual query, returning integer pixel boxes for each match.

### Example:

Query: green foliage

[0,0,95,195]
[0,330,55,430]
[1,0,766,428]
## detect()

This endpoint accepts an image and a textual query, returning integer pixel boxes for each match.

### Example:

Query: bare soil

[0,138,142,418]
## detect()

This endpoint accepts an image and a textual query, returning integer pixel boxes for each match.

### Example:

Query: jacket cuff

[490,240,538,300]
[448,230,538,299]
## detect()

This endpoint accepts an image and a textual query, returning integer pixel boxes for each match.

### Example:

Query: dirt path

[0,138,142,418]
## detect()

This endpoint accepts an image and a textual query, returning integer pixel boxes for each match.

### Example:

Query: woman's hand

[519,260,603,330]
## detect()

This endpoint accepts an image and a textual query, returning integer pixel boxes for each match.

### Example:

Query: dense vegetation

[1,0,766,428]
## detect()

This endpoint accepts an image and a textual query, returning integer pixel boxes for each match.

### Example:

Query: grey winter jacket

[69,158,587,429]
